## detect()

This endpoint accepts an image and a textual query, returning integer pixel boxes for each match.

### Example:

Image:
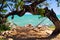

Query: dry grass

[49,26,55,30]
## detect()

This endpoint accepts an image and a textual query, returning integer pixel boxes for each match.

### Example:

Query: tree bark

[44,7,60,39]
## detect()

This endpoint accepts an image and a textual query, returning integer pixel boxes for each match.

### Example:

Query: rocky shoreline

[0,24,54,40]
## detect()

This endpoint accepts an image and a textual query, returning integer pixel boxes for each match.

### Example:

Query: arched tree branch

[41,7,60,39]
[4,9,26,18]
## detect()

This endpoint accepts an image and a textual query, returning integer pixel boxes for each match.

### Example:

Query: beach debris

[0,24,53,40]
[8,38,13,40]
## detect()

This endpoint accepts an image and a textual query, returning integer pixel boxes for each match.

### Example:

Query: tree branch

[0,13,3,18]
[41,7,60,39]
[4,9,26,18]
[4,0,46,18]
[7,3,13,11]
[4,11,17,18]
[0,0,5,11]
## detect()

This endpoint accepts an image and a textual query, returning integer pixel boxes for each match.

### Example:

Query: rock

[2,31,9,35]
[19,32,27,36]
[6,21,17,28]
[25,24,33,27]
[39,31,48,37]
[16,27,30,32]
[38,25,43,28]
[45,30,53,35]
[0,36,4,38]
[9,31,17,36]
[25,24,33,30]
[37,25,50,31]
[28,30,36,33]
[0,24,53,40]
[2,30,17,37]
[33,28,40,32]
[8,38,13,40]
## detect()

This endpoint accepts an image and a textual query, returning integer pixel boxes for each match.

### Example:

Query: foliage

[37,7,45,17]
[0,17,10,32]
[0,38,5,40]
[56,0,60,7]
[1,10,7,13]
[15,1,24,10]
[0,24,10,32]
[49,25,55,30]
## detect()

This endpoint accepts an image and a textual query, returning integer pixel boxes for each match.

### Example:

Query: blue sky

[47,0,60,15]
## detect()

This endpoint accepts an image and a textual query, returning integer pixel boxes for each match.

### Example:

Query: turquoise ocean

[8,14,60,26]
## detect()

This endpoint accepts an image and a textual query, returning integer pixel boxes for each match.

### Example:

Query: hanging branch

[0,13,3,18]
[4,9,26,18]
[0,0,5,18]
[6,1,14,12]
[7,4,13,11]
[0,0,5,11]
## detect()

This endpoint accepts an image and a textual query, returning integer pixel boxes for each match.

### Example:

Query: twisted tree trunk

[44,7,60,39]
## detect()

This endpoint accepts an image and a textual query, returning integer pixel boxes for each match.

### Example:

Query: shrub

[0,24,11,32]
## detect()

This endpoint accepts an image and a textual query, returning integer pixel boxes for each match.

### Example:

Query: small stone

[8,38,13,40]
[0,36,4,38]
[38,25,43,28]
[25,24,33,28]
[45,30,53,34]
[33,28,39,32]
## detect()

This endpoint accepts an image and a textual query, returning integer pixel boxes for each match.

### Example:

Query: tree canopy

[0,0,59,14]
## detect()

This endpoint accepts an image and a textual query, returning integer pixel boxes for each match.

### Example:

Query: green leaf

[9,3,13,6]
[17,0,22,2]
[18,1,24,10]
[14,1,24,10]
[0,1,2,4]
[3,4,8,8]
[14,4,18,9]
[37,8,45,17]
[4,1,7,4]
[1,10,7,13]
